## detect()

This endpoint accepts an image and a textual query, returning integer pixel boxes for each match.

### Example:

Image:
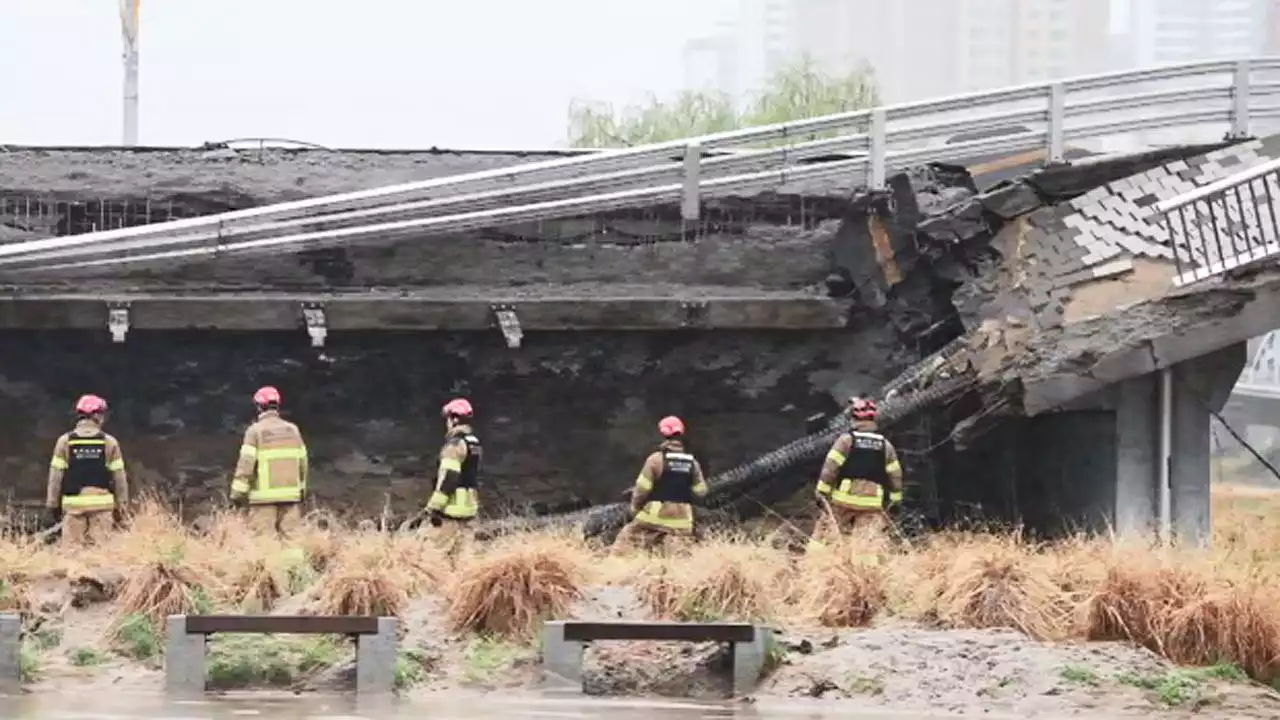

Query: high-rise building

[1126,0,1270,65]
[681,0,795,104]
[785,0,1110,102]
[1267,0,1280,53]
[684,0,1113,107]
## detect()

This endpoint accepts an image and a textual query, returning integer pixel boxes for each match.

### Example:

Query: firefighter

[807,396,903,553]
[612,416,709,554]
[230,386,309,538]
[46,394,129,547]
[423,398,482,553]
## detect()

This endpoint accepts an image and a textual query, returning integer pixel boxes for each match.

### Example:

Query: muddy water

[0,692,991,720]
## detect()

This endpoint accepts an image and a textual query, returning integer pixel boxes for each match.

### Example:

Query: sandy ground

[18,583,1280,718]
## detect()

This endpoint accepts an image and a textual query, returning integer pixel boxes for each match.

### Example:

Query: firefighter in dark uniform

[424,398,482,553]
[46,394,129,547]
[612,415,709,553]
[807,396,903,553]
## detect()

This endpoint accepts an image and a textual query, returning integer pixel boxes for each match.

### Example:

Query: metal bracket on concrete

[301,303,327,348]
[680,300,708,328]
[493,304,523,349]
[107,302,130,344]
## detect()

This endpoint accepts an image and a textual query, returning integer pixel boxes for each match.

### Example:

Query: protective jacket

[816,426,903,511]
[231,410,309,505]
[427,424,481,520]
[629,439,709,532]
[47,419,128,514]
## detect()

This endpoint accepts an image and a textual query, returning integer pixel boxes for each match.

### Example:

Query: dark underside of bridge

[0,141,1241,531]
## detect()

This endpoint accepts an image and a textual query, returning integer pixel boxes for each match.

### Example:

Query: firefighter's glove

[43,506,62,527]
[428,510,444,528]
[883,490,904,510]
[230,493,249,509]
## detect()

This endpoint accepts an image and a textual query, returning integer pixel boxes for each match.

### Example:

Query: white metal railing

[3,56,1280,274]
[1154,156,1280,287]
[1234,331,1280,399]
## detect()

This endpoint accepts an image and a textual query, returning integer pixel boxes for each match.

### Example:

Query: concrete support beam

[164,615,206,697]
[1169,342,1247,544]
[0,294,853,332]
[1112,342,1247,544]
[541,621,585,688]
[0,614,21,692]
[354,617,399,696]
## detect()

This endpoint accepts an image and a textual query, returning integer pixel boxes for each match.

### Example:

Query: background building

[684,0,1112,105]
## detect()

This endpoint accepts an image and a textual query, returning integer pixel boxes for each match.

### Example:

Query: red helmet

[850,396,878,421]
[658,415,685,437]
[75,394,108,415]
[253,386,282,407]
[442,398,474,418]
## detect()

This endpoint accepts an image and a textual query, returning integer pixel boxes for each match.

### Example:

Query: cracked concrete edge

[984,267,1280,416]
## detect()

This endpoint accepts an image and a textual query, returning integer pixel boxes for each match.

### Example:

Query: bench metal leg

[164,615,206,696]
[731,625,770,697]
[541,621,585,689]
[0,614,20,692]
[355,617,399,696]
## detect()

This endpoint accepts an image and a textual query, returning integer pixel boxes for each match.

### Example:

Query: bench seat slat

[561,621,754,643]
[184,615,380,635]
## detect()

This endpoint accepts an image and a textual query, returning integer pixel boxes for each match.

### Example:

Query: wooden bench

[164,614,398,696]
[541,620,772,697]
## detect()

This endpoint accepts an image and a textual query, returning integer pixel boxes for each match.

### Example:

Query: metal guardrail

[1154,156,1280,287]
[1232,331,1280,400]
[3,56,1280,274]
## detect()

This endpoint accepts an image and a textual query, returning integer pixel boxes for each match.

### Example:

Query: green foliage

[67,646,108,667]
[567,55,880,148]
[114,612,162,661]
[205,634,343,689]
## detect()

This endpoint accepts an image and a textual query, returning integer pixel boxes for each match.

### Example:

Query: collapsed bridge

[2,57,1279,541]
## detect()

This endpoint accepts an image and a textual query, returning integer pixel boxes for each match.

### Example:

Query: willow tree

[567,55,880,148]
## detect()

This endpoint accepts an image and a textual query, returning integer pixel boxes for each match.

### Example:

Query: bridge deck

[0,284,851,331]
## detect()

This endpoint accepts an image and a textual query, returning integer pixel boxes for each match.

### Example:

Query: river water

[0,691,987,719]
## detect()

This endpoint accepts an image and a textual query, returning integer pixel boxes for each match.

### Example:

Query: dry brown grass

[636,533,790,621]
[0,484,1274,682]
[446,532,587,639]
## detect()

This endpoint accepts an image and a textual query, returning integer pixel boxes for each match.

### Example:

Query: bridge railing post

[1047,82,1066,164]
[681,142,701,222]
[868,108,887,190]
[1229,59,1251,138]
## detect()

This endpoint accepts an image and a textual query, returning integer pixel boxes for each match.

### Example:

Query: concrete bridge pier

[1112,342,1247,545]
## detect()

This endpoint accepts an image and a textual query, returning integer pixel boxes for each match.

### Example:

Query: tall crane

[119,0,140,146]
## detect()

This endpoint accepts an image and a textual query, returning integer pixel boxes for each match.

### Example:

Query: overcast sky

[2,0,727,149]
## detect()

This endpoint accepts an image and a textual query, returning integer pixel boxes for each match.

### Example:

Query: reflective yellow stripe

[692,480,709,497]
[816,481,833,495]
[885,460,901,474]
[231,479,251,495]
[50,457,68,470]
[426,491,449,511]
[635,475,653,492]
[806,539,827,552]
[830,479,884,510]
[67,439,106,446]
[62,493,115,509]
[634,501,693,531]
[258,448,305,461]
[442,489,478,519]
[826,449,847,465]
[440,458,462,472]
[248,486,301,504]
[239,444,258,459]
[105,459,124,472]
